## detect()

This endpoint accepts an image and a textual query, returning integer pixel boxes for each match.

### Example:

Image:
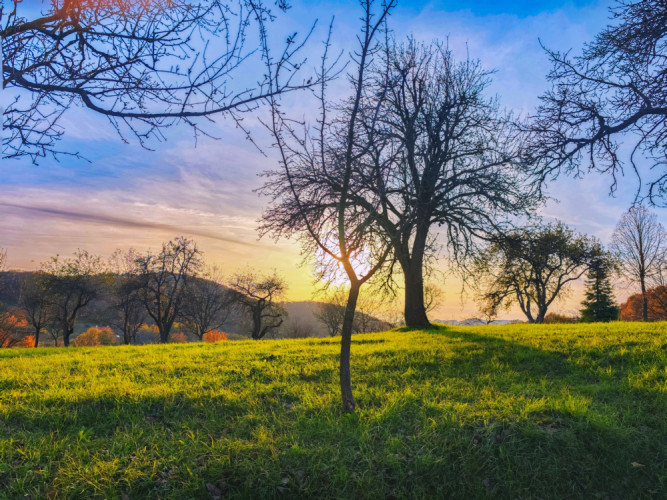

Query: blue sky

[1,0,664,318]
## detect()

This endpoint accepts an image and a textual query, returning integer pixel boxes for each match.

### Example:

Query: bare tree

[349,38,540,328]
[19,273,51,347]
[314,286,347,337]
[108,249,146,345]
[228,269,286,340]
[611,205,666,321]
[474,223,602,323]
[260,0,396,411]
[41,250,104,346]
[527,0,667,205]
[135,237,202,343]
[180,266,233,341]
[2,0,319,161]
[0,249,6,272]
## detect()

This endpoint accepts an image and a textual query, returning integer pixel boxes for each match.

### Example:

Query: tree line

[0,237,288,347]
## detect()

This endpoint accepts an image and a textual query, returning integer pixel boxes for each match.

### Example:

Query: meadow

[0,322,665,499]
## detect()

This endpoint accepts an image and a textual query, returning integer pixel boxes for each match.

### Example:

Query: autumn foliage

[170,332,188,343]
[72,327,117,347]
[203,330,228,343]
[619,286,667,321]
[0,313,28,348]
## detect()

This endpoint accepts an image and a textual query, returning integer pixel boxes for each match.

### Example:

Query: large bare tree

[527,0,667,205]
[2,0,318,161]
[348,39,540,328]
[474,223,602,323]
[135,237,202,343]
[260,0,396,411]
[611,205,666,321]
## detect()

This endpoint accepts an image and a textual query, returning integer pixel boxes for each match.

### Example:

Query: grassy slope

[0,323,665,499]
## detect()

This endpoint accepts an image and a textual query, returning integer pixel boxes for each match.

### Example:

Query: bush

[21,335,36,348]
[543,312,580,324]
[170,332,188,343]
[203,330,228,343]
[72,327,117,347]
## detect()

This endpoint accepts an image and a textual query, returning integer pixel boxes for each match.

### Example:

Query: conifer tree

[580,256,619,322]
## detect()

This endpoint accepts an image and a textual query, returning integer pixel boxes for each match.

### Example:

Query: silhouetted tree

[611,205,666,321]
[19,273,51,347]
[580,255,620,322]
[348,38,540,328]
[180,266,234,341]
[2,0,318,161]
[527,0,667,205]
[136,237,202,343]
[228,270,286,340]
[475,223,602,323]
[42,250,104,346]
[108,249,146,345]
[260,0,396,411]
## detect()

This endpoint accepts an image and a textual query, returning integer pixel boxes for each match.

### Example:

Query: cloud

[0,202,258,248]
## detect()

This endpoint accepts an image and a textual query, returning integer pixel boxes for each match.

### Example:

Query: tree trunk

[641,279,648,322]
[399,223,431,329]
[159,324,169,343]
[63,329,71,347]
[403,268,430,328]
[34,328,40,348]
[340,282,360,412]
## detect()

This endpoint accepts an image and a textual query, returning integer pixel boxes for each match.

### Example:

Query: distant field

[0,323,665,498]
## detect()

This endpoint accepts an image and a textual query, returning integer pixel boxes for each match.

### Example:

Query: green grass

[0,322,665,499]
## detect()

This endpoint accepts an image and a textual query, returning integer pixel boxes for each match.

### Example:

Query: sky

[2,0,665,320]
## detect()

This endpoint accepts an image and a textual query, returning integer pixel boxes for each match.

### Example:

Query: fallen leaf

[631,462,645,468]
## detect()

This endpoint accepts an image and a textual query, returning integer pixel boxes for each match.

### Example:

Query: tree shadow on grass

[0,327,665,499]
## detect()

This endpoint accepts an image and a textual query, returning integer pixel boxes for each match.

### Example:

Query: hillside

[0,322,665,498]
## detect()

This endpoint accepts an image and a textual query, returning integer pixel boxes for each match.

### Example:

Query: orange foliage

[72,327,117,347]
[203,330,228,343]
[619,286,667,321]
[170,332,188,343]
[21,336,36,348]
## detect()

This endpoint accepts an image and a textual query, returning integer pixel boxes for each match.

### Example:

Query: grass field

[0,322,665,499]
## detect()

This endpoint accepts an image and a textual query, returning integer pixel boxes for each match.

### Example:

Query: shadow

[0,325,664,499]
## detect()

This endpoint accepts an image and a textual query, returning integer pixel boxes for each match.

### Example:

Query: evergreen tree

[580,256,619,322]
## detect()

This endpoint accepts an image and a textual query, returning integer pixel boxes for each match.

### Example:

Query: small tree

[228,270,286,340]
[475,223,602,323]
[19,273,51,347]
[42,250,104,346]
[611,205,666,322]
[580,255,620,322]
[136,237,202,343]
[179,266,233,341]
[108,249,146,345]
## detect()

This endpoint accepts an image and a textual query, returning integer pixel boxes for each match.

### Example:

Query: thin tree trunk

[340,282,360,412]
[641,278,648,322]
[34,328,40,348]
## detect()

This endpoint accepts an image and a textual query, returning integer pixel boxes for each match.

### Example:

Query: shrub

[72,327,117,347]
[21,335,36,348]
[170,332,188,343]
[203,330,228,343]
[543,312,579,324]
